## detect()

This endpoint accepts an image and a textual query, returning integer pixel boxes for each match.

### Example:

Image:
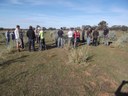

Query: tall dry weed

[112,33,128,48]
[68,46,91,64]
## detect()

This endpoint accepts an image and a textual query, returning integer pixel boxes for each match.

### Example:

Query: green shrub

[68,46,92,64]
[108,31,117,41]
[113,33,128,48]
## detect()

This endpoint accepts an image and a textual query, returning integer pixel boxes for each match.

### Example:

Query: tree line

[0,21,128,31]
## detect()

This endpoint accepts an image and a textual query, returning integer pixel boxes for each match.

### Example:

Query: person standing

[86,28,92,45]
[103,27,109,46]
[39,28,46,50]
[57,28,64,48]
[54,29,58,47]
[73,29,80,48]
[82,29,85,43]
[26,26,36,52]
[11,31,15,41]
[5,29,10,47]
[19,29,24,49]
[92,28,99,46]
[67,28,74,47]
[34,26,40,44]
[14,25,21,52]
[11,31,15,47]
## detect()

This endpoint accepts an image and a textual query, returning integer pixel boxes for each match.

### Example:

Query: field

[0,30,128,96]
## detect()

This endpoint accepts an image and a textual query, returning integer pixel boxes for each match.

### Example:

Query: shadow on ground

[0,55,29,68]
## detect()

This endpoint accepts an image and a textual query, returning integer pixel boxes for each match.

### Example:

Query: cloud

[0,12,128,28]
[111,7,128,14]
[71,6,103,14]
[9,0,22,4]
[17,12,128,28]
[0,0,128,28]
[7,0,73,6]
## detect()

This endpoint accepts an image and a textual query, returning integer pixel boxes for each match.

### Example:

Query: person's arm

[39,31,41,38]
[115,80,128,95]
[67,31,69,36]
[26,31,28,38]
[97,32,99,39]
[33,30,36,39]
[57,31,59,35]
[22,31,24,37]
[108,29,109,34]
[83,30,85,36]
[78,32,80,38]
[61,31,64,37]
[92,32,94,38]
[14,29,18,39]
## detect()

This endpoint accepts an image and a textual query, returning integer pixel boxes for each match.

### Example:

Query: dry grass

[112,33,128,48]
[0,31,128,96]
[68,45,92,64]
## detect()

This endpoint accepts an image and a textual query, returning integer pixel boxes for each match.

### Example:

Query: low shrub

[68,46,92,64]
[112,33,128,48]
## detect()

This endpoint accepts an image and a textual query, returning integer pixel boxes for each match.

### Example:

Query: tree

[98,20,108,30]
[36,25,40,28]
[82,25,91,30]
[48,27,56,30]
[42,27,47,30]
[110,25,128,31]
[62,27,67,30]
[92,25,98,30]
[121,25,128,31]
[110,25,121,30]
[0,27,4,30]
[75,27,81,30]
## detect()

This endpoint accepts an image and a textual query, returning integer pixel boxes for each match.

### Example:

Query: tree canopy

[98,20,108,30]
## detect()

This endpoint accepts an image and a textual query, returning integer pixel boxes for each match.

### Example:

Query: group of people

[26,26,46,52]
[66,27,99,48]
[5,26,24,50]
[83,27,109,46]
[5,25,46,52]
[65,27,109,48]
[5,30,15,46]
[5,25,109,52]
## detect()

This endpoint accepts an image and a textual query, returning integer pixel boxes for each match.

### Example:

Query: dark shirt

[87,31,92,38]
[12,32,15,40]
[104,28,109,35]
[58,30,63,37]
[7,31,10,40]
[93,31,99,38]
[19,31,23,39]
[82,30,85,37]
[27,29,35,39]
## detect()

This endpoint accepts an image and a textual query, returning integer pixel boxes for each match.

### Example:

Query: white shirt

[68,30,73,38]
[34,29,39,36]
[5,32,8,39]
[14,28,20,39]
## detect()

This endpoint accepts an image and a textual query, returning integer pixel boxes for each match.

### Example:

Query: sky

[0,0,128,28]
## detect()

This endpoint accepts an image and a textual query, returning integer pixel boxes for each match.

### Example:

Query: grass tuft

[112,33,128,48]
[68,46,92,64]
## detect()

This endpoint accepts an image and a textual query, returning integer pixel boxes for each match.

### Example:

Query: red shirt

[74,31,80,38]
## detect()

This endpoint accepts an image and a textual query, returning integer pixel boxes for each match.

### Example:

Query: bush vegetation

[68,46,92,64]
[113,33,128,48]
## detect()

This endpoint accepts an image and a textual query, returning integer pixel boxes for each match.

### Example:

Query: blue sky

[0,0,128,28]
